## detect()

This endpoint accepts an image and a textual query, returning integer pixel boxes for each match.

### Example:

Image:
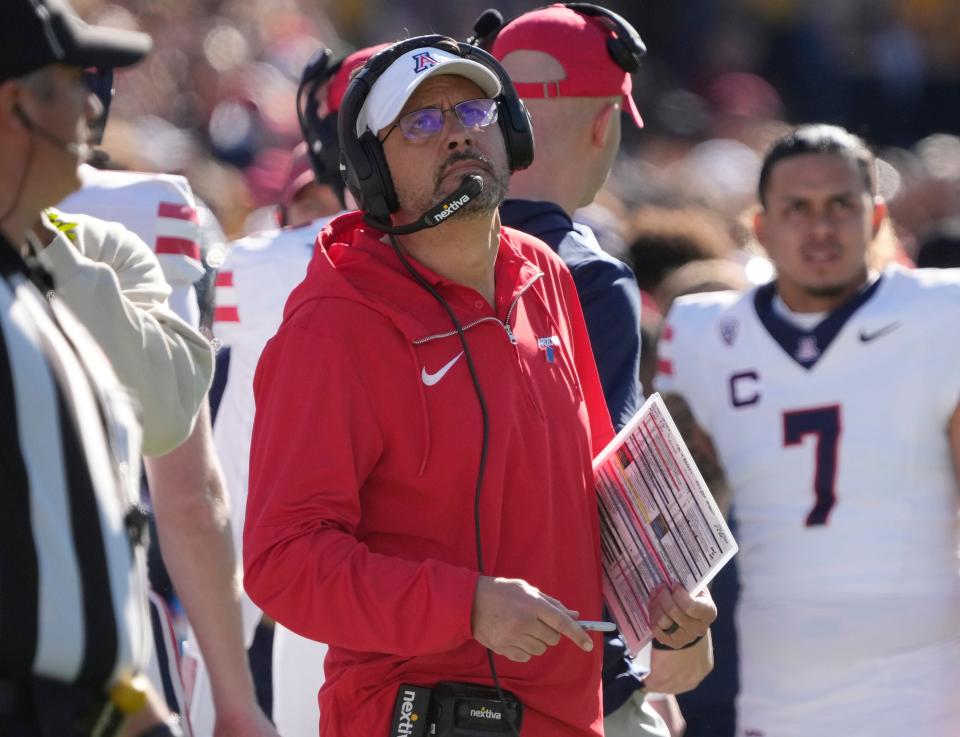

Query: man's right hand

[471,576,594,662]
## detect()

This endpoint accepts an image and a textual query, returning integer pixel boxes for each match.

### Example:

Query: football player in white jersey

[655,124,960,737]
[207,144,337,734]
[53,67,279,737]
[204,45,383,737]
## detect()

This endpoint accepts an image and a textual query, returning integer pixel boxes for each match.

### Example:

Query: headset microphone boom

[363,174,484,236]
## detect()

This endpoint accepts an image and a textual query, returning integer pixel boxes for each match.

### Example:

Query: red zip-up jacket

[245,211,614,736]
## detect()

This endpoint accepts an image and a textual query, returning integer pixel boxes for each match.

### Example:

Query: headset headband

[472,3,646,73]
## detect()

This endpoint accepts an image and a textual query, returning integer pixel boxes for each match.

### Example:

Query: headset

[296,48,347,207]
[337,34,534,230]
[84,66,115,146]
[469,3,646,72]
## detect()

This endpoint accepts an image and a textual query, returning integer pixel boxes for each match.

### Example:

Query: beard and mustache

[397,148,510,220]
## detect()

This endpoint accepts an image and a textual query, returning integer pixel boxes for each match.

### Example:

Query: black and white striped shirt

[0,237,150,691]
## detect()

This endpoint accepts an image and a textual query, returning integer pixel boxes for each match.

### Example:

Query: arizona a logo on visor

[413,51,440,73]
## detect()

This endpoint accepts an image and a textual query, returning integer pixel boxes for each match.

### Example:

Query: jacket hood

[283,210,543,342]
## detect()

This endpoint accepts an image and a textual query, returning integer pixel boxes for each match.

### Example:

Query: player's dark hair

[757,124,876,208]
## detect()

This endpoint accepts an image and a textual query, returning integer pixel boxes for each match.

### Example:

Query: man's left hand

[646,630,714,694]
[649,586,716,649]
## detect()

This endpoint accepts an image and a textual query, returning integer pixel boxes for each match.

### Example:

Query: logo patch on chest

[719,317,739,346]
[537,335,560,363]
[794,335,820,363]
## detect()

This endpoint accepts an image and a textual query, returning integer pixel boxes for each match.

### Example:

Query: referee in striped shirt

[0,2,181,736]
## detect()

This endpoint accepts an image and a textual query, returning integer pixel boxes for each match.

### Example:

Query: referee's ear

[0,79,26,136]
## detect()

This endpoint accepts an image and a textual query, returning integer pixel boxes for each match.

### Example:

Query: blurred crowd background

[73,0,960,259]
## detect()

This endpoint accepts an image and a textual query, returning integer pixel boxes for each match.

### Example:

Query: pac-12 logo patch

[412,52,440,73]
[795,335,820,363]
[719,317,739,346]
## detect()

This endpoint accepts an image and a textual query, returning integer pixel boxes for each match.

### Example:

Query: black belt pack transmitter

[391,682,523,736]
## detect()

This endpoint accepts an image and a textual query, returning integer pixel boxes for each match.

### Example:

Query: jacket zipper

[412,271,544,346]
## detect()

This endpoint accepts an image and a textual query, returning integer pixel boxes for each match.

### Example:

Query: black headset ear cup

[337,71,387,218]
[296,51,354,208]
[313,114,347,206]
[356,129,397,222]
[498,95,534,172]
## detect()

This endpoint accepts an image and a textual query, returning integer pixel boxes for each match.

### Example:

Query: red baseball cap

[325,43,391,114]
[490,4,643,127]
[279,142,315,209]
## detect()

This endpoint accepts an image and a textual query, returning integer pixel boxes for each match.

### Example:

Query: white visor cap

[355,46,502,138]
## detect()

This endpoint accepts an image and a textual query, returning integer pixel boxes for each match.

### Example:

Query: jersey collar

[753,275,884,369]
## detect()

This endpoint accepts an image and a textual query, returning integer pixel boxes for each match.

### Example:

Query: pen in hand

[576,620,617,632]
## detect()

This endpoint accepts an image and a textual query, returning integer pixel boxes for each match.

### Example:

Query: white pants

[737,597,960,737]
[603,690,670,737]
[271,625,328,737]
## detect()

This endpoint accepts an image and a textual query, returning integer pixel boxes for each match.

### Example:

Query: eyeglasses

[382,98,499,143]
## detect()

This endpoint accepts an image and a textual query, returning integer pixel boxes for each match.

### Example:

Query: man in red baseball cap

[489,3,644,128]
[485,5,718,737]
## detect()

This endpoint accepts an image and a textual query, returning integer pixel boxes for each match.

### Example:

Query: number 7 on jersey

[782,405,842,526]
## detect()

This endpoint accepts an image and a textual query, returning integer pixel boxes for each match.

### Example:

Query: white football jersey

[656,265,960,737]
[60,165,206,326]
[184,218,330,734]
[212,216,332,561]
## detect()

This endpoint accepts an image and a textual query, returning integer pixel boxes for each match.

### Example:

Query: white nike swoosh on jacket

[421,351,464,386]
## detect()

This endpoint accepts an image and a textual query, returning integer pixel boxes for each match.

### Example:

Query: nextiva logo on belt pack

[432,682,523,735]
[391,685,431,737]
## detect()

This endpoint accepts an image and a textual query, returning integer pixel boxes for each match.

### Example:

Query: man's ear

[871,196,887,238]
[591,102,618,149]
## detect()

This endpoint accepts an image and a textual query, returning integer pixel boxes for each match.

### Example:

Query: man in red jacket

[243,36,707,737]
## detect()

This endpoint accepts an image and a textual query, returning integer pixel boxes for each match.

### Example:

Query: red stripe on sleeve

[214,306,240,323]
[215,271,234,287]
[156,237,201,261]
[158,202,199,223]
[661,324,674,341]
[657,358,673,376]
